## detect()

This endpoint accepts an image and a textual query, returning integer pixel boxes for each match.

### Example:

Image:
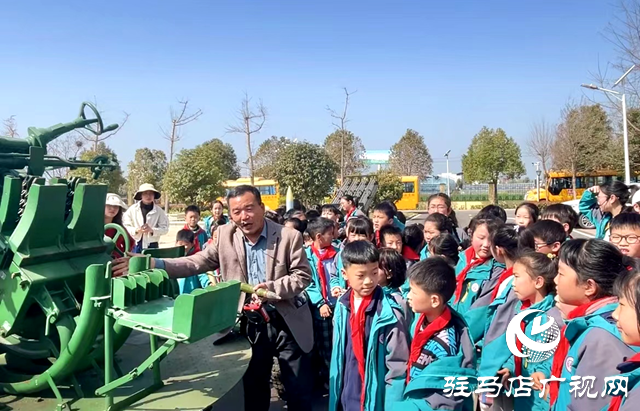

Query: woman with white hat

[122,183,170,252]
[104,193,134,257]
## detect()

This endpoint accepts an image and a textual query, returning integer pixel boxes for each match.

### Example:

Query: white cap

[106,193,128,210]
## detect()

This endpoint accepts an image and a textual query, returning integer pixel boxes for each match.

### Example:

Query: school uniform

[484,295,563,411]
[382,285,413,326]
[398,306,477,411]
[550,298,636,411]
[449,247,503,343]
[184,223,208,251]
[419,244,429,260]
[176,245,211,294]
[305,245,340,383]
[331,249,346,291]
[403,246,421,271]
[605,353,640,411]
[329,287,409,411]
[579,190,612,240]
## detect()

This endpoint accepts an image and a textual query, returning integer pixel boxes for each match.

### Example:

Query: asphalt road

[407,209,596,239]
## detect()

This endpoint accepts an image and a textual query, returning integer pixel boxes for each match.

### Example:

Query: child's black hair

[526,220,567,246]
[477,204,507,223]
[284,209,306,220]
[559,239,635,298]
[611,212,640,232]
[379,248,407,289]
[425,212,454,236]
[379,225,403,246]
[373,202,396,220]
[305,210,321,220]
[285,217,307,234]
[515,202,540,224]
[264,210,284,225]
[541,204,579,234]
[613,260,640,334]
[408,257,456,302]
[428,233,460,265]
[468,216,503,237]
[491,225,520,261]
[396,211,406,224]
[321,204,341,216]
[515,251,557,295]
[342,240,380,268]
[307,217,336,240]
[275,205,286,217]
[346,217,373,239]
[341,195,359,208]
[176,229,195,244]
[403,224,424,252]
[600,180,631,205]
[185,205,200,215]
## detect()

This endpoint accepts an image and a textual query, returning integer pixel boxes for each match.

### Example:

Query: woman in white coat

[123,183,170,252]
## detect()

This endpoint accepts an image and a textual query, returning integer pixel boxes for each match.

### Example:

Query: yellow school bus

[222,177,280,210]
[395,176,420,210]
[524,170,619,202]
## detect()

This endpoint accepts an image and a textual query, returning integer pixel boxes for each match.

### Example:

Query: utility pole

[533,161,541,201]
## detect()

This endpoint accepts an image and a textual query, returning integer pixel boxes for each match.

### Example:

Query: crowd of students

[266,179,640,411]
[106,179,640,411]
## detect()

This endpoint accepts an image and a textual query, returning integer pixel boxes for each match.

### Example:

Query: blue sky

[0,0,622,178]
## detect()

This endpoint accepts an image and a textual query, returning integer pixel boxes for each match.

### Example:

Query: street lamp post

[533,161,541,201]
[581,64,635,185]
[444,150,451,196]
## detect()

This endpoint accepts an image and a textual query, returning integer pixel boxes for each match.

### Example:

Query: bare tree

[587,1,640,132]
[2,115,19,138]
[326,87,357,182]
[161,99,203,210]
[225,92,267,186]
[45,134,85,178]
[527,118,555,182]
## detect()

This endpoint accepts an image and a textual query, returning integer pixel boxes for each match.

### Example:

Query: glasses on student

[534,242,551,251]
[610,234,640,244]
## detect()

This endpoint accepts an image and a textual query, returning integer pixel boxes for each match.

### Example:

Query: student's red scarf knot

[490,267,514,302]
[407,307,452,383]
[350,291,373,411]
[514,300,532,376]
[375,230,381,248]
[402,246,421,262]
[454,247,488,303]
[549,297,613,405]
[607,352,640,411]
[346,207,356,220]
[311,245,337,301]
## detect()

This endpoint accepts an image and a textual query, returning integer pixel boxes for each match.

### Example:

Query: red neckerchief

[375,230,381,248]
[608,352,640,410]
[184,224,206,251]
[346,208,356,220]
[311,245,337,300]
[514,299,532,376]
[402,246,421,262]
[490,267,514,302]
[350,291,373,411]
[454,248,488,303]
[407,307,452,383]
[550,298,611,405]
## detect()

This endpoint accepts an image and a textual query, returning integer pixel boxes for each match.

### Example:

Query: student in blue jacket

[450,216,504,343]
[579,181,629,240]
[330,217,373,294]
[607,261,640,410]
[421,213,455,260]
[401,257,477,411]
[549,239,636,411]
[491,252,564,411]
[329,240,409,411]
[305,217,341,388]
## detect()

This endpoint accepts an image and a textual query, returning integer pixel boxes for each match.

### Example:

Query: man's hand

[112,252,153,277]
[319,304,332,318]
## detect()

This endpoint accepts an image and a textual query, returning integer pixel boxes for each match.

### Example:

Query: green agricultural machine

[0,103,244,411]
